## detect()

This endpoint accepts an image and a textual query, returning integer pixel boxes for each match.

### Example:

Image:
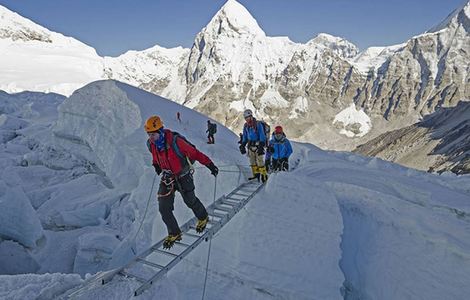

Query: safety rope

[130,172,157,255]
[201,175,217,300]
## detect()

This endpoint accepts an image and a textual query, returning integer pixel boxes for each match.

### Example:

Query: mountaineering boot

[163,232,182,249]
[248,165,259,180]
[258,166,268,183]
[196,216,209,233]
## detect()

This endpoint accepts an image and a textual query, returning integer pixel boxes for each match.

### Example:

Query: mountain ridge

[0,0,468,152]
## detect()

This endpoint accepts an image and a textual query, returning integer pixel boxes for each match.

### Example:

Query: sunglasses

[147,131,160,137]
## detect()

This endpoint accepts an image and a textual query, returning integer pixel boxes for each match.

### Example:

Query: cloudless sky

[0,0,466,56]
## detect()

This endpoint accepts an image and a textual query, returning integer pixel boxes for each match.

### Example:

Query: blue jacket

[268,134,292,160]
[242,119,266,144]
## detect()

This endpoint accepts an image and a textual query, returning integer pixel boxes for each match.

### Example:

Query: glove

[267,145,274,153]
[207,162,219,177]
[153,163,162,175]
[239,143,247,155]
[257,145,265,155]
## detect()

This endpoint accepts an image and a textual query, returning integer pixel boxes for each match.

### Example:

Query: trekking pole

[202,175,217,300]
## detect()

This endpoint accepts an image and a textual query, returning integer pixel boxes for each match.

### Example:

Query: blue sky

[0,0,466,56]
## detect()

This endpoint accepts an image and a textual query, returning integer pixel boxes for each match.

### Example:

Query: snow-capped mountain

[0,5,104,96]
[139,0,470,150]
[308,33,359,59]
[1,81,470,299]
[355,100,470,175]
[103,45,189,102]
[354,1,470,121]
[0,0,469,152]
[349,44,406,74]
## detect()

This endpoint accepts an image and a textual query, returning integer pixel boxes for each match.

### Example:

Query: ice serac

[0,180,44,248]
[54,80,142,190]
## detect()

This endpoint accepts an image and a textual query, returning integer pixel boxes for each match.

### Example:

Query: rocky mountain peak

[307,33,359,59]
[0,4,52,42]
[427,0,470,33]
[203,0,265,38]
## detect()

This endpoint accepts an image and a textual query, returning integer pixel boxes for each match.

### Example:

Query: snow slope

[0,6,104,96]
[0,80,469,299]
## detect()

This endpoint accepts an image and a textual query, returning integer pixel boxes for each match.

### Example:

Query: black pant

[272,158,288,172]
[207,133,215,143]
[158,173,208,235]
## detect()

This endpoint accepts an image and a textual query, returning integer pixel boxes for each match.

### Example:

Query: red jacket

[148,130,212,176]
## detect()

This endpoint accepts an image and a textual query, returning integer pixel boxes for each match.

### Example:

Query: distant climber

[176,111,181,123]
[239,109,268,182]
[238,133,243,145]
[206,120,217,144]
[267,125,292,172]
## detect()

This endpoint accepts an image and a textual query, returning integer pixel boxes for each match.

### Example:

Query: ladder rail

[61,180,264,299]
[134,182,264,296]
[134,181,264,296]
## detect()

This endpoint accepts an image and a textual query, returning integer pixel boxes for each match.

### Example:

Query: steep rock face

[355,101,470,174]
[171,0,368,147]
[355,2,470,121]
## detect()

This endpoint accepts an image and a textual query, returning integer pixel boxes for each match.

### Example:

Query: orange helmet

[144,115,163,132]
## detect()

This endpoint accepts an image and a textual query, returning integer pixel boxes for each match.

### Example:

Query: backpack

[170,131,196,165]
[259,120,270,137]
[243,120,270,141]
[211,123,217,134]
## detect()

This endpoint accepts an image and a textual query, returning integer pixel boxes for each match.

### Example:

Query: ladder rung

[120,271,147,283]
[174,241,192,247]
[234,192,251,196]
[154,249,178,257]
[226,196,244,200]
[136,258,165,269]
[184,232,201,238]
[189,220,216,232]
[221,201,240,207]
[68,179,265,299]
[220,200,238,206]
[210,211,228,219]
[214,205,233,213]
[241,185,258,189]
[225,197,244,202]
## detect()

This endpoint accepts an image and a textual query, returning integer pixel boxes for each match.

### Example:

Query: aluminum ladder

[62,180,264,298]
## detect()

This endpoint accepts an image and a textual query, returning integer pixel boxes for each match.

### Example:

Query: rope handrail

[201,176,217,300]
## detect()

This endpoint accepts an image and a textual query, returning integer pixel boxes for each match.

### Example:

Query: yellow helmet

[144,115,163,132]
